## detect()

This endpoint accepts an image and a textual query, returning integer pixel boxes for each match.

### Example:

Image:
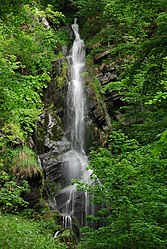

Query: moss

[85,53,113,147]
[1,123,25,148]
[11,146,42,180]
[87,72,109,123]
[57,61,68,90]
[50,115,64,140]
[57,228,77,249]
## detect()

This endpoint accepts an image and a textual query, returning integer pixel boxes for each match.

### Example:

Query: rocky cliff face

[35,37,123,231]
[37,50,111,155]
[93,50,123,109]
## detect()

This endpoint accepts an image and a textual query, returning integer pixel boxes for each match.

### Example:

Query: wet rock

[35,57,68,152]
[40,151,69,186]
[24,185,42,207]
[106,72,117,81]
[23,172,43,207]
[39,138,71,186]
[97,71,117,85]
[54,227,77,246]
[98,74,109,85]
[44,137,71,154]
[73,190,86,227]
[86,83,112,136]
[40,17,50,29]
[94,50,110,61]
[93,109,101,119]
[96,72,103,79]
[62,45,68,56]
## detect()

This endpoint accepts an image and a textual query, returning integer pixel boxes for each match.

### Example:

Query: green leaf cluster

[0,2,67,140]
[0,171,29,212]
[79,132,167,249]
[0,214,67,249]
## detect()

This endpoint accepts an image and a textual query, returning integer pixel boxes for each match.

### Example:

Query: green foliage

[0,144,42,213]
[0,3,68,139]
[57,61,68,89]
[71,5,167,247]
[79,132,167,248]
[0,2,71,248]
[0,123,25,148]
[151,129,167,157]
[93,0,167,145]
[71,0,105,20]
[0,214,67,249]
[0,170,29,212]
[12,146,40,169]
[0,143,41,171]
[20,206,62,235]
[0,1,167,249]
[78,0,167,146]
[108,131,139,154]
[45,4,65,26]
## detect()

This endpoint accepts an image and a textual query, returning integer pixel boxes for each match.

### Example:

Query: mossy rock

[56,228,77,249]
[11,146,42,182]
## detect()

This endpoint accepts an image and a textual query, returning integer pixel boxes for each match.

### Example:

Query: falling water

[55,19,92,230]
[67,18,86,153]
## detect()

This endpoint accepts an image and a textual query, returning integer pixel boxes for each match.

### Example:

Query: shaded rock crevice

[84,48,124,144]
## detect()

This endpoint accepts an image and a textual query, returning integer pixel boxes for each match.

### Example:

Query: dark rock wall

[35,42,123,225]
[36,58,68,155]
[85,48,124,145]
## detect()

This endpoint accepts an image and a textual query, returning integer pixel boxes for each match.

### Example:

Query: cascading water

[67,18,85,153]
[55,19,92,229]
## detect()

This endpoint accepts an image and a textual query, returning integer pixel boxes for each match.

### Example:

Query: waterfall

[55,19,92,229]
[67,18,86,153]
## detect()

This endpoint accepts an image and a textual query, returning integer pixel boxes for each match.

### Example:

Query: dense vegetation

[0,214,66,249]
[0,0,167,249]
[71,0,167,248]
[0,1,69,248]
[79,133,167,248]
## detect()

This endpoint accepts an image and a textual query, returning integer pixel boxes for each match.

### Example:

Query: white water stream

[67,18,86,153]
[55,19,92,232]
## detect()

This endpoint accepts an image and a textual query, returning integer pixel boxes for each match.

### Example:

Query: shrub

[0,214,67,249]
